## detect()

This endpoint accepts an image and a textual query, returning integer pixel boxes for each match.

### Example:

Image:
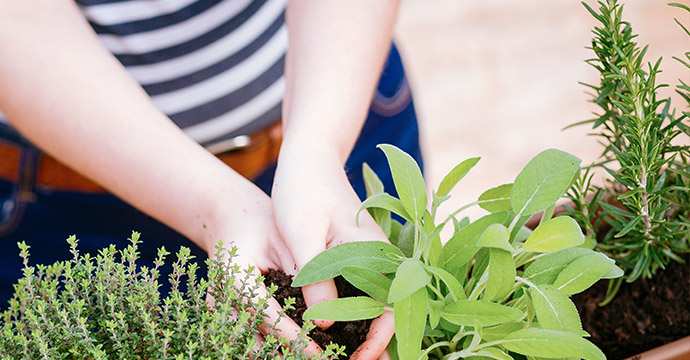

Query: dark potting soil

[571,253,689,359]
[264,269,372,358]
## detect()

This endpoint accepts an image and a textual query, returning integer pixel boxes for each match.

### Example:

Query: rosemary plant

[0,232,342,359]
[567,0,690,303]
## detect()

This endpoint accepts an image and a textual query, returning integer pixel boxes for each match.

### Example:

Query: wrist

[188,170,270,254]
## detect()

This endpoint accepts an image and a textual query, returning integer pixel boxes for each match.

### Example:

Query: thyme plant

[0,232,343,359]
[566,0,690,302]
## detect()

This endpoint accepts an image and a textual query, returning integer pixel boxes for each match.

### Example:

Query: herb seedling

[565,0,690,304]
[294,145,620,360]
[0,232,343,360]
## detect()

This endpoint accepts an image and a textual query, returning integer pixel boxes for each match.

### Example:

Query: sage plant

[295,145,619,360]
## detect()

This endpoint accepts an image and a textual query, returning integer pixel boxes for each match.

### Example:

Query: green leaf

[523,248,594,285]
[427,297,444,329]
[502,328,605,360]
[341,266,391,304]
[471,348,513,360]
[363,162,385,196]
[378,144,427,222]
[484,249,516,301]
[397,222,415,258]
[477,223,513,252]
[426,233,444,268]
[529,285,582,333]
[511,149,581,217]
[361,163,393,237]
[602,263,624,279]
[303,297,384,321]
[481,321,526,341]
[293,241,404,287]
[358,193,412,225]
[437,157,481,197]
[395,288,427,360]
[440,300,523,326]
[553,253,614,295]
[425,265,466,301]
[388,335,400,360]
[478,184,513,212]
[523,217,584,253]
[388,258,432,303]
[443,211,510,274]
[577,236,597,250]
[421,212,444,266]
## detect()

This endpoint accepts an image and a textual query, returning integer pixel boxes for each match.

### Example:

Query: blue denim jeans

[0,44,423,307]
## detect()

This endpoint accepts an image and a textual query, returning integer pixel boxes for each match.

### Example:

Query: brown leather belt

[0,122,282,193]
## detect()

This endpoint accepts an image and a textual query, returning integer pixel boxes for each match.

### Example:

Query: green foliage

[566,0,690,300]
[298,145,618,360]
[0,233,343,360]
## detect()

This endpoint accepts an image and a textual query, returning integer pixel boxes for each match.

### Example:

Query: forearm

[280,0,401,165]
[0,0,256,252]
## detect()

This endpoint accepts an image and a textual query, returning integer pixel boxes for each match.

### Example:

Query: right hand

[205,181,322,354]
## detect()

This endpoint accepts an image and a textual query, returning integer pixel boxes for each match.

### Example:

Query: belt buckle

[207,135,252,155]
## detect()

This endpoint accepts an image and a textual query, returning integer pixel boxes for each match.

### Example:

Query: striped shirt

[0,0,414,154]
[0,0,288,154]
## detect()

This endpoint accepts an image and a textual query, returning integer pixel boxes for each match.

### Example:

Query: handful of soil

[264,269,374,358]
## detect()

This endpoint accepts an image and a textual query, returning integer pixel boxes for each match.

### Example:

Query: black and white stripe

[0,0,288,153]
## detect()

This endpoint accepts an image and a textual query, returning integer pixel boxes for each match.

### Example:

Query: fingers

[378,350,392,360]
[278,225,339,330]
[257,284,323,354]
[349,311,395,360]
[301,279,338,329]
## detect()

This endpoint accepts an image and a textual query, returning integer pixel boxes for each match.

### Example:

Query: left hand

[271,150,395,360]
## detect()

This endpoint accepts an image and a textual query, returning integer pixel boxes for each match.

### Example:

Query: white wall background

[394,0,690,223]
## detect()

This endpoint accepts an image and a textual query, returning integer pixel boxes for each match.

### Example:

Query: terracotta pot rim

[623,335,690,360]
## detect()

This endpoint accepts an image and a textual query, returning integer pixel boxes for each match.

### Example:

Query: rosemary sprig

[568,0,690,301]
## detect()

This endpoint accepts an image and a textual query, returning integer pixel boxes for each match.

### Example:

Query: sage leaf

[363,162,385,196]
[424,265,466,301]
[395,288,427,360]
[388,335,400,360]
[303,297,384,321]
[523,248,593,285]
[481,321,526,342]
[357,193,412,224]
[477,223,513,252]
[378,144,427,222]
[553,252,614,295]
[293,241,404,287]
[484,249,516,301]
[602,263,624,279]
[472,348,513,360]
[529,285,582,333]
[341,266,391,304]
[440,300,523,326]
[478,183,513,212]
[443,211,509,274]
[502,328,605,360]
[523,216,584,253]
[389,219,403,246]
[511,149,581,217]
[397,222,415,257]
[388,258,432,303]
[421,212,444,266]
[360,166,393,237]
[437,157,480,197]
[427,297,444,329]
